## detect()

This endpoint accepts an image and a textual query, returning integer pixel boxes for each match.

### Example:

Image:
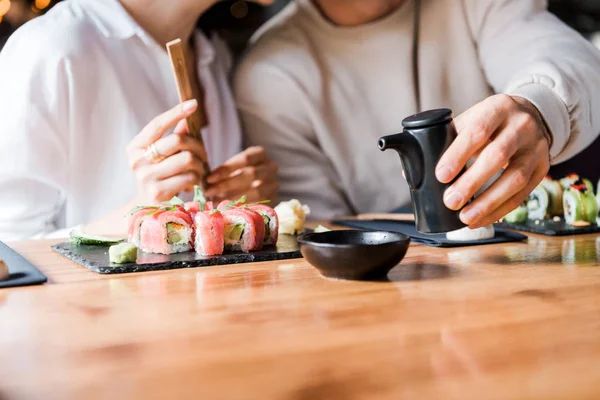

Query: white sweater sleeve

[234,62,352,219]
[465,0,600,164]
[0,28,70,241]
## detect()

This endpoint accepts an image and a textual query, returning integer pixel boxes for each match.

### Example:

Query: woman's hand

[205,146,279,203]
[436,94,551,228]
[126,99,208,203]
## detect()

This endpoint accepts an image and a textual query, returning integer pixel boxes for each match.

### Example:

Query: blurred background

[3,0,600,53]
[1,0,599,179]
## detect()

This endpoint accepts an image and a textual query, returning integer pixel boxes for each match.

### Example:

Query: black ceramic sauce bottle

[378,109,466,234]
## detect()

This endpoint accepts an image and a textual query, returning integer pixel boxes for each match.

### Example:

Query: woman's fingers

[152,132,208,163]
[206,146,268,184]
[436,95,508,184]
[139,151,206,183]
[205,161,278,198]
[219,180,280,204]
[143,172,202,203]
[129,99,198,149]
[443,128,519,211]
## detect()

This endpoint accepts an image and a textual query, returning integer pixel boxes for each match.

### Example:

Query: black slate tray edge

[332,219,528,248]
[0,241,48,288]
[496,221,600,236]
[52,234,304,275]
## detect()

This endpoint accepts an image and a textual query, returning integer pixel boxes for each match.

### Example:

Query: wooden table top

[1,226,600,400]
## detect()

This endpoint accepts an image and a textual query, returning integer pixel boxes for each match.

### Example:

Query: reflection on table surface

[0,233,598,399]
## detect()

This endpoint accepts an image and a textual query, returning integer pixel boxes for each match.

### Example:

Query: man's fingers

[443,130,519,211]
[468,162,548,228]
[130,99,198,148]
[436,95,508,183]
[206,147,268,184]
[459,153,545,227]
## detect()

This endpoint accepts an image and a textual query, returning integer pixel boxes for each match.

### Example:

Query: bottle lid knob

[402,108,453,129]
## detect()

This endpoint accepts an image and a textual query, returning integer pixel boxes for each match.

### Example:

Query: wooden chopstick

[166,38,211,183]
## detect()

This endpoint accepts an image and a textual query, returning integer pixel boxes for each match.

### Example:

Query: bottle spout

[378,134,408,152]
[377,132,424,191]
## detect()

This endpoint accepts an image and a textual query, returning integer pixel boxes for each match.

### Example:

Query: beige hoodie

[235,0,600,219]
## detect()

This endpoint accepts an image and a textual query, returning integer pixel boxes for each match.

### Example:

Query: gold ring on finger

[145,143,163,163]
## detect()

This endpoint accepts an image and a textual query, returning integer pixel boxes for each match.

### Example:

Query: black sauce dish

[297,230,411,281]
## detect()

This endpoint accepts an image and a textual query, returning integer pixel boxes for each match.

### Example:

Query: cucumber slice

[69,230,125,246]
[225,223,245,242]
[109,243,138,264]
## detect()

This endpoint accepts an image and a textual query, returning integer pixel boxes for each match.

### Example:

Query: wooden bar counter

[0,226,599,399]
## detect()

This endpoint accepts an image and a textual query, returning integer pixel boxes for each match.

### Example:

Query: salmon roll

[222,208,265,252]
[128,207,158,247]
[185,201,214,219]
[194,210,225,256]
[217,196,247,211]
[248,204,279,246]
[185,185,214,219]
[138,206,194,254]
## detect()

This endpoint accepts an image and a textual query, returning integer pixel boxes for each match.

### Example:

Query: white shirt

[235,0,600,219]
[0,0,242,241]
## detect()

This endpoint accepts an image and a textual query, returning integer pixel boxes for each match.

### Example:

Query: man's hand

[436,94,551,228]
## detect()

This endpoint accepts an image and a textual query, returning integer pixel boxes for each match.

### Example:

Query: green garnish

[241,200,271,209]
[220,195,247,212]
[128,205,159,215]
[193,185,207,212]
[167,196,184,206]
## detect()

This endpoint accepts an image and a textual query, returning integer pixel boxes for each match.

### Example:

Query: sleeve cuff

[507,83,570,162]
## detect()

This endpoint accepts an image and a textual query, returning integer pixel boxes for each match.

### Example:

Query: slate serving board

[332,219,527,248]
[0,241,48,288]
[497,219,600,236]
[52,234,303,274]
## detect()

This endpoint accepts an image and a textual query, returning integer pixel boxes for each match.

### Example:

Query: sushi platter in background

[498,174,600,236]
[52,187,314,274]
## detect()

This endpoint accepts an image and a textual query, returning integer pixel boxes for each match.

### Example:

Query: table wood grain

[1,228,600,400]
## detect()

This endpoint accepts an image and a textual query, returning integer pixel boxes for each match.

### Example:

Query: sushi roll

[446,225,495,241]
[222,208,265,252]
[560,173,593,192]
[540,176,563,216]
[128,206,158,247]
[194,210,225,256]
[526,185,550,220]
[563,180,598,226]
[185,186,214,219]
[504,203,528,224]
[137,205,194,254]
[217,196,247,211]
[248,204,279,246]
